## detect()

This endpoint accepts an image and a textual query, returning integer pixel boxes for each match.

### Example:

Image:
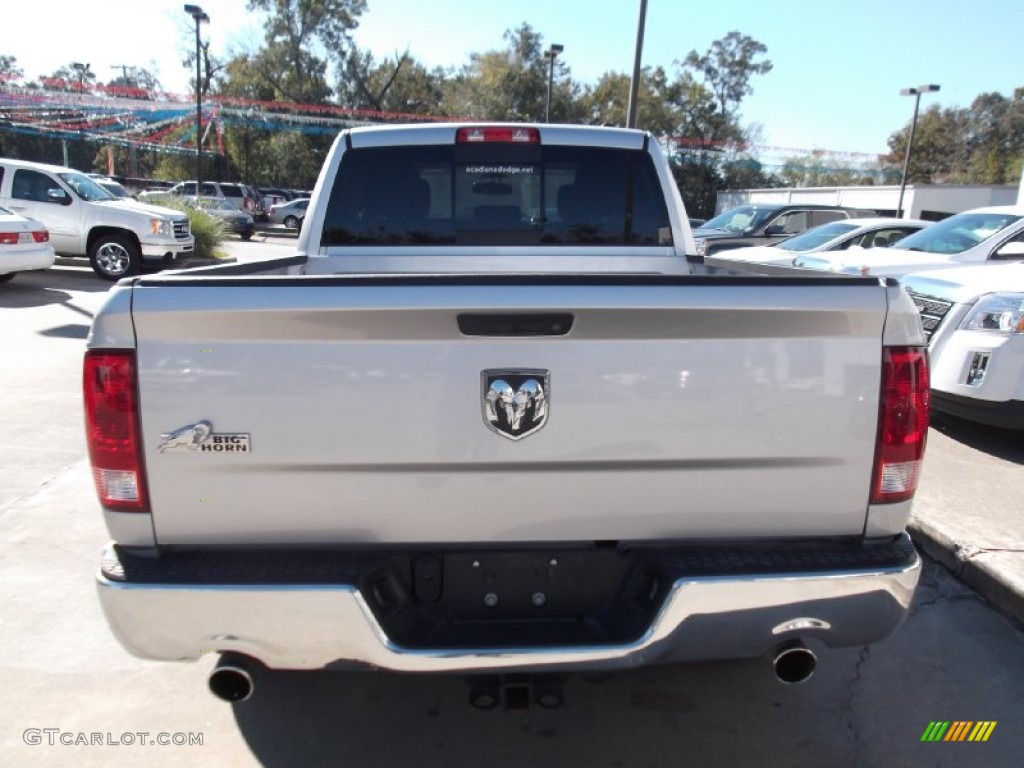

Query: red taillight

[871,347,929,504]
[0,230,48,243]
[84,350,148,512]
[456,126,540,143]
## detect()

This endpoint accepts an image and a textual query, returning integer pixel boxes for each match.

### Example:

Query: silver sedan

[267,198,309,229]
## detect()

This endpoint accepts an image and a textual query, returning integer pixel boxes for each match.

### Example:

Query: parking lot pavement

[909,412,1024,627]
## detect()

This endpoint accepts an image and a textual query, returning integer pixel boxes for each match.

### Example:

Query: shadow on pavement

[39,323,91,339]
[930,411,1024,465]
[0,266,112,309]
[227,660,789,768]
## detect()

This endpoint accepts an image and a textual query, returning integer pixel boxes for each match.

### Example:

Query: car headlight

[960,293,1024,333]
[149,218,173,236]
[694,237,707,256]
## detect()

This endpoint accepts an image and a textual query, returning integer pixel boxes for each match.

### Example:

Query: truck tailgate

[131,277,888,545]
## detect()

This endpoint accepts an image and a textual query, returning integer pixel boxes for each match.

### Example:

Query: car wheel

[241,232,252,241]
[284,215,298,230]
[0,272,15,284]
[89,234,141,280]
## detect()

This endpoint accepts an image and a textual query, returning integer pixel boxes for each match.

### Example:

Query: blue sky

[4,0,1022,162]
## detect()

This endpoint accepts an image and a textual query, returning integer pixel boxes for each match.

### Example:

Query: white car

[903,262,1024,429]
[0,205,55,283]
[267,198,309,228]
[714,217,928,266]
[794,206,1024,277]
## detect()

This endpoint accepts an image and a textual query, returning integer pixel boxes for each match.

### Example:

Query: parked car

[88,176,133,199]
[192,198,255,240]
[692,203,876,257]
[0,205,54,283]
[257,187,292,208]
[712,217,929,266]
[219,182,265,221]
[903,261,1024,429]
[794,206,1024,277]
[267,198,309,229]
[138,181,231,208]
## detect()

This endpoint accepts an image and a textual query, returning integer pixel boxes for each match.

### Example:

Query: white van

[0,158,195,279]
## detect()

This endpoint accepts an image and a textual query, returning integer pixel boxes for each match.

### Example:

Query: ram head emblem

[482,370,550,440]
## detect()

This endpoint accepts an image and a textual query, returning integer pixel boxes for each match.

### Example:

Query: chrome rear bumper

[96,536,920,673]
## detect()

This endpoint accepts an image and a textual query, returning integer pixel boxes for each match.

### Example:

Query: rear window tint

[321,144,672,247]
[221,186,243,197]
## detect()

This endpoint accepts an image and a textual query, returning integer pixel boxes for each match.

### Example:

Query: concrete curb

[908,519,1024,629]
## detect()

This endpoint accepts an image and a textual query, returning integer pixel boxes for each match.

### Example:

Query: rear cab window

[321,137,672,247]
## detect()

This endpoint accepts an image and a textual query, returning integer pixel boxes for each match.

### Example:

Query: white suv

[0,158,194,279]
[903,262,1024,429]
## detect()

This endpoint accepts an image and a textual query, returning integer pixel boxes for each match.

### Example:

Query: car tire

[241,232,253,241]
[284,215,298,230]
[89,234,141,281]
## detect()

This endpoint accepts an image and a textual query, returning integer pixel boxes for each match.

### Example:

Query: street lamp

[896,84,940,218]
[543,44,563,123]
[184,4,210,193]
[71,62,90,93]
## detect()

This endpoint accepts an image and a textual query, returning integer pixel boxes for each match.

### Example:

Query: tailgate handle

[457,313,574,337]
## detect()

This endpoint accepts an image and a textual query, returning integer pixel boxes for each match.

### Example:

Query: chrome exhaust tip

[209,654,257,702]
[771,641,817,685]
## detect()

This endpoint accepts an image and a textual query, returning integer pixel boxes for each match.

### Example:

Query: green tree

[884,104,972,184]
[246,0,366,103]
[447,23,581,122]
[337,50,447,116]
[682,31,772,121]
[0,54,24,81]
[580,68,677,134]
[106,66,163,99]
[665,33,772,215]
[41,63,97,93]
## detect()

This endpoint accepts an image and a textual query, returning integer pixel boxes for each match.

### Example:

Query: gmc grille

[173,220,190,240]
[908,290,953,342]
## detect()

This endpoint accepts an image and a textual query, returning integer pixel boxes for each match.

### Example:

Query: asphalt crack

[842,645,871,766]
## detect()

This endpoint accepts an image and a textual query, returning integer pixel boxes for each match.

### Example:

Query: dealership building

[716,184,1019,221]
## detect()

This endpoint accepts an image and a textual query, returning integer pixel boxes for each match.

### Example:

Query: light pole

[626,0,648,128]
[896,84,940,218]
[184,4,209,193]
[544,44,563,123]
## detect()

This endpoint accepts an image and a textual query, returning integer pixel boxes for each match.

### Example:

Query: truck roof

[347,122,649,150]
[0,157,83,173]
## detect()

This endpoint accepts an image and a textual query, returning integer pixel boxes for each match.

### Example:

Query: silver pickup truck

[87,124,929,704]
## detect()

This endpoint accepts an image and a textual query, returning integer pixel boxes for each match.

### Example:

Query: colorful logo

[921,721,996,742]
